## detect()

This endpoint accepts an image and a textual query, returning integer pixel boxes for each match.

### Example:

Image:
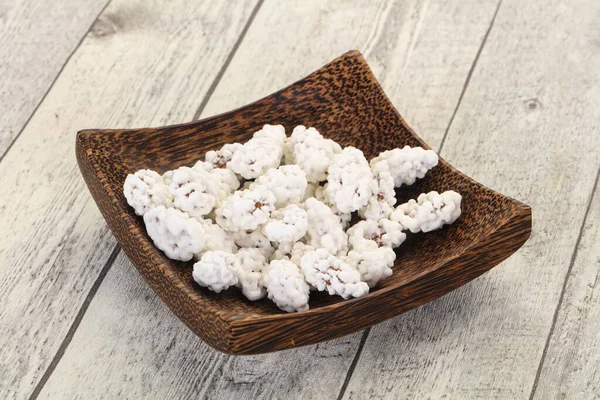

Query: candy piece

[391,190,462,233]
[359,161,396,220]
[216,187,276,232]
[347,219,406,251]
[304,197,348,256]
[345,247,396,288]
[143,206,205,261]
[192,250,238,293]
[251,165,307,207]
[264,259,310,312]
[370,146,438,188]
[262,204,308,244]
[326,147,374,213]
[235,248,268,301]
[301,249,369,299]
[123,169,173,216]
[285,125,341,183]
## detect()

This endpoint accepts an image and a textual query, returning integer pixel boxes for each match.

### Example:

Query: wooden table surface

[1,0,598,399]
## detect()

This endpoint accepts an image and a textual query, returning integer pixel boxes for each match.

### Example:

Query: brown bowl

[77,50,531,354]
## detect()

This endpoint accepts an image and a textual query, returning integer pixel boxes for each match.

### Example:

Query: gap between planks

[0,1,112,166]
[527,166,600,400]
[25,1,265,398]
[335,1,503,396]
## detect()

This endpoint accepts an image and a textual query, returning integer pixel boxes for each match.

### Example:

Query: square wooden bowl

[77,50,532,354]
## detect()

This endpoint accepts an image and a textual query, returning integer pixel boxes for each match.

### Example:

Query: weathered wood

[342,0,600,398]
[76,50,531,353]
[38,0,502,397]
[0,0,259,398]
[532,173,600,399]
[0,0,109,158]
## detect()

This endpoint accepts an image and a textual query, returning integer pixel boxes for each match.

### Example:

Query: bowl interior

[87,52,518,317]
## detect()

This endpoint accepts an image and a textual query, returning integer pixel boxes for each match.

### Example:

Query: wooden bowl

[77,50,532,354]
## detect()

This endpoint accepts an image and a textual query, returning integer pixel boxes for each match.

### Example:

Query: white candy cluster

[124,124,462,313]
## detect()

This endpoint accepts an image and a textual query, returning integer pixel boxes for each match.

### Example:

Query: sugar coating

[262,204,308,243]
[359,161,396,220]
[264,259,310,312]
[370,146,438,188]
[229,125,285,179]
[304,197,348,256]
[285,126,342,183]
[143,206,205,261]
[253,124,287,147]
[232,227,274,260]
[234,248,268,301]
[301,249,369,299]
[205,143,243,169]
[194,160,240,195]
[194,218,237,259]
[271,241,315,265]
[192,251,238,293]
[216,187,276,232]
[326,147,374,213]
[345,247,396,288]
[124,169,173,216]
[169,166,222,219]
[391,190,462,233]
[347,219,406,251]
[314,185,351,228]
[251,165,307,207]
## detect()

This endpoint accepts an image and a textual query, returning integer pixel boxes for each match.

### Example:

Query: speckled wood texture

[77,50,532,354]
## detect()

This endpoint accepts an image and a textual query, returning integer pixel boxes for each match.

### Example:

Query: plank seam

[0,0,112,165]
[438,0,502,153]
[528,166,600,400]
[28,244,121,400]
[336,328,371,400]
[192,0,265,121]
[335,4,504,397]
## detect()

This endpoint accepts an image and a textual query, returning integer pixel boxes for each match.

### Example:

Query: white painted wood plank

[343,0,600,398]
[0,0,109,158]
[0,0,259,398]
[532,174,600,399]
[37,0,500,398]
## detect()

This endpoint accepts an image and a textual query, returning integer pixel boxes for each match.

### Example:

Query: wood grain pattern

[533,173,600,399]
[77,50,531,354]
[0,0,109,158]
[0,0,258,397]
[38,252,365,400]
[39,0,505,397]
[342,0,600,398]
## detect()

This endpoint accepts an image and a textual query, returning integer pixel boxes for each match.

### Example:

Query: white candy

[264,259,310,312]
[301,249,369,299]
[169,166,221,218]
[326,147,374,213]
[229,125,285,179]
[123,169,173,216]
[192,251,238,293]
[285,126,341,183]
[347,219,406,251]
[194,218,237,259]
[314,185,351,228]
[262,204,308,244]
[216,187,276,232]
[359,161,396,220]
[235,248,268,301]
[143,206,205,261]
[345,247,396,288]
[232,227,274,260]
[370,146,438,188]
[195,160,240,195]
[304,197,348,256]
[251,165,307,207]
[205,143,243,169]
[391,190,462,233]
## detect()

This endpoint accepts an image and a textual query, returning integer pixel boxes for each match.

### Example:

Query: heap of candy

[123,124,462,312]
